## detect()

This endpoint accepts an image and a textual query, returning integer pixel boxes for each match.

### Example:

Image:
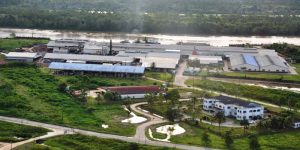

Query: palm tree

[214,111,225,132]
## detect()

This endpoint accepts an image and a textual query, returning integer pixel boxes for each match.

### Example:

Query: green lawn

[0,121,49,143]
[186,79,300,109]
[0,63,156,136]
[169,122,300,150]
[0,38,49,52]
[14,134,176,150]
[145,71,174,82]
[213,64,300,82]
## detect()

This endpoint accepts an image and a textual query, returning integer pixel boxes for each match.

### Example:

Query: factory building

[4,52,41,62]
[229,54,289,72]
[48,62,145,77]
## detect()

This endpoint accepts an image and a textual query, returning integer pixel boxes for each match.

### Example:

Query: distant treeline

[0,8,300,36]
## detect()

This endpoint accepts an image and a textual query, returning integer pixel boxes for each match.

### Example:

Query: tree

[58,83,68,92]
[166,108,182,122]
[104,92,121,101]
[202,130,211,146]
[165,89,180,105]
[145,93,157,106]
[214,111,225,132]
[248,134,260,150]
[224,131,234,148]
[95,93,104,104]
[240,119,250,134]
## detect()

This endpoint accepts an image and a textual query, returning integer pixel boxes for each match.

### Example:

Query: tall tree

[249,134,260,150]
[214,111,225,132]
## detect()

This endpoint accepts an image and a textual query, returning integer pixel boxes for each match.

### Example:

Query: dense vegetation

[0,121,49,142]
[0,63,157,136]
[15,134,175,150]
[0,0,300,35]
[186,79,300,109]
[0,38,49,52]
[264,43,300,63]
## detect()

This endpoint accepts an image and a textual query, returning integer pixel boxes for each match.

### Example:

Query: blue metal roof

[48,62,145,74]
[242,54,258,67]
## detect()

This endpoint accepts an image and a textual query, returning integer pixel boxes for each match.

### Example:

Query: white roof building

[189,55,223,65]
[5,52,41,62]
[230,53,289,72]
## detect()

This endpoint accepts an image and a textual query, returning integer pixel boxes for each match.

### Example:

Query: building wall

[120,94,146,99]
[231,64,259,71]
[260,65,289,72]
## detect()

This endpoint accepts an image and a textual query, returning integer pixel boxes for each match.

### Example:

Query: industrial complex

[2,39,293,76]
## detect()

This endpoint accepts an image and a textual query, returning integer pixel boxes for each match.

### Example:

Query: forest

[0,0,300,35]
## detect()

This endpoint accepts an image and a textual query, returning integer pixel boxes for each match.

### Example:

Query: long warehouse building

[48,62,145,77]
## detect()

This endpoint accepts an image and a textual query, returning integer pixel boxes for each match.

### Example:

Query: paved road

[174,61,189,87]
[0,116,213,150]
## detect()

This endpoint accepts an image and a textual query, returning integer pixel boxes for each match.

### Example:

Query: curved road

[0,115,213,150]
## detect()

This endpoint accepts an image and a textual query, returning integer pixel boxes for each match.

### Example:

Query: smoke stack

[109,39,112,55]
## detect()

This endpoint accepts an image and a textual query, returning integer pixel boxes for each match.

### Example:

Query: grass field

[0,121,49,143]
[214,64,300,82]
[168,122,300,150]
[14,134,176,150]
[0,63,156,136]
[145,71,174,82]
[0,38,49,52]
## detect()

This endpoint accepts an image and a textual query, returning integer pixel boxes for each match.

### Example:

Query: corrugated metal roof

[44,53,133,63]
[242,54,259,67]
[48,62,145,74]
[5,52,40,58]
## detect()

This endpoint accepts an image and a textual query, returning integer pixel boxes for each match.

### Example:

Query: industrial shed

[256,55,289,72]
[4,52,41,62]
[44,53,133,65]
[48,62,145,77]
[230,54,260,71]
[117,51,181,71]
[230,54,289,73]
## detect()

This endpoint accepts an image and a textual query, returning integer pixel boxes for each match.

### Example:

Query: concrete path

[0,116,214,150]
[174,61,189,87]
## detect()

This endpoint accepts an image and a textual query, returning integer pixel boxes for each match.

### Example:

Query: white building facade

[203,96,264,121]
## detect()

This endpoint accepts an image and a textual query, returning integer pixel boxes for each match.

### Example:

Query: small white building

[100,86,162,99]
[4,52,41,62]
[203,95,264,121]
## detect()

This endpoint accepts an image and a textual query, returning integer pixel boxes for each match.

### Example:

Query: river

[0,28,300,46]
